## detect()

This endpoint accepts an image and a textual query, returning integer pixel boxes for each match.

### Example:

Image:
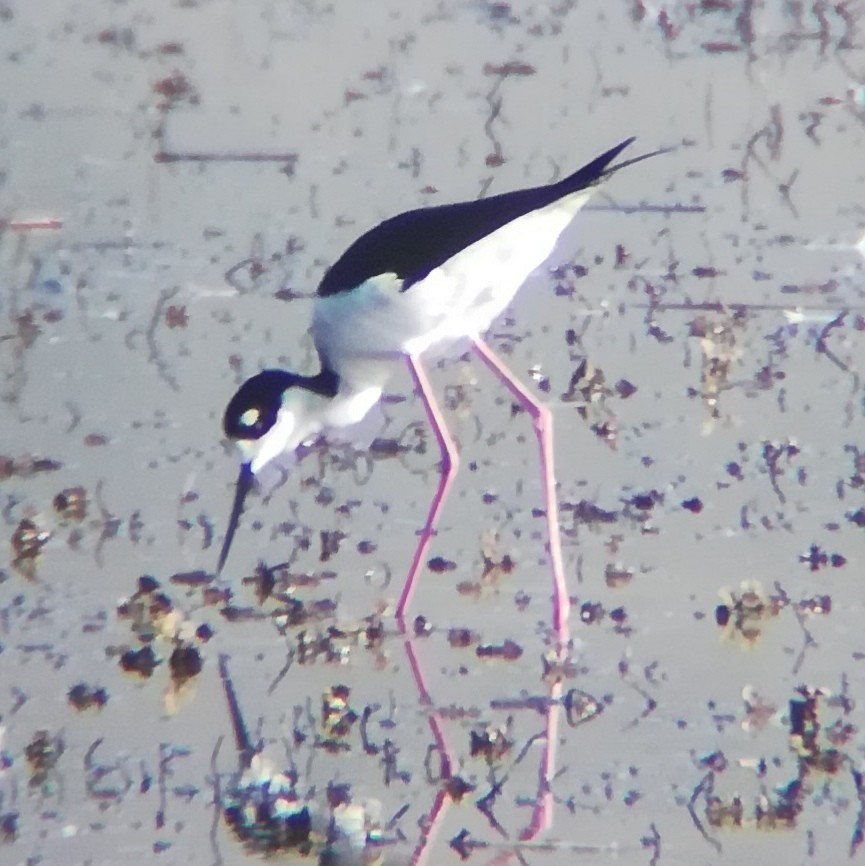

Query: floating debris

[119,645,160,679]
[319,685,358,750]
[223,755,386,858]
[715,581,781,646]
[219,657,385,859]
[476,639,522,661]
[604,562,635,588]
[115,575,208,707]
[0,811,18,843]
[53,486,87,522]
[24,730,63,789]
[788,687,843,774]
[412,615,433,638]
[168,569,212,588]
[67,683,108,711]
[542,647,581,682]
[169,643,203,686]
[117,575,178,644]
[696,685,848,837]
[11,518,51,578]
[0,454,62,479]
[223,756,313,854]
[427,556,457,573]
[563,689,604,727]
[469,723,512,763]
[447,628,479,649]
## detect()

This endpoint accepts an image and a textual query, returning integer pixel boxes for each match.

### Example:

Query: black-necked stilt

[218,137,665,639]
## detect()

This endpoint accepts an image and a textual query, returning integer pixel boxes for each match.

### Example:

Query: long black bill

[217,462,254,575]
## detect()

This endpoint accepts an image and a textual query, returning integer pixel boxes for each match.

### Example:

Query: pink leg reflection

[520,681,562,841]
[403,638,456,866]
[405,638,564,866]
[0,217,63,230]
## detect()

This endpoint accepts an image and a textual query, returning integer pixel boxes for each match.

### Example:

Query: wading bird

[217,137,664,640]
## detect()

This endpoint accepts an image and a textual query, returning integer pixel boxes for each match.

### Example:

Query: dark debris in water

[469,723,513,764]
[24,730,64,789]
[223,760,314,855]
[319,684,359,749]
[113,575,208,706]
[0,812,18,843]
[691,684,856,844]
[218,660,387,857]
[119,644,160,679]
[0,454,62,480]
[169,643,203,686]
[578,599,632,635]
[10,517,51,577]
[476,638,522,661]
[52,486,87,522]
[715,580,831,651]
[67,683,108,711]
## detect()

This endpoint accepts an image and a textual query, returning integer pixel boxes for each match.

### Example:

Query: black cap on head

[223,370,300,441]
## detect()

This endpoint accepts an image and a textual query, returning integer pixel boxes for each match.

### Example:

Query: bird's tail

[554,137,673,195]
[603,140,676,178]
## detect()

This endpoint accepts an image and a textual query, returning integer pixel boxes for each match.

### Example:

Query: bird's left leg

[471,338,570,644]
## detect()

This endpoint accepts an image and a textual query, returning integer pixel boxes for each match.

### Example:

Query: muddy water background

[2,1,865,864]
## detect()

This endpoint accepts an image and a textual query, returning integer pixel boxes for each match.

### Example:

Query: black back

[317,137,635,298]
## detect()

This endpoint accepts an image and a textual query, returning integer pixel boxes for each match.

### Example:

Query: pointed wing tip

[597,137,637,168]
[558,137,643,193]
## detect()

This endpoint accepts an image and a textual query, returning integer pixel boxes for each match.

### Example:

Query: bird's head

[217,369,336,574]
[222,369,308,476]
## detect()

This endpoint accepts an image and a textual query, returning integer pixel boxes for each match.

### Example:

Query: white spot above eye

[240,408,260,428]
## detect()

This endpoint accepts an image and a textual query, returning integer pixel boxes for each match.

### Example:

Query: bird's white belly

[313,190,591,370]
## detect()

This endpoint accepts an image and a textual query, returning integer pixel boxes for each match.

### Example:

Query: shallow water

[1,2,864,864]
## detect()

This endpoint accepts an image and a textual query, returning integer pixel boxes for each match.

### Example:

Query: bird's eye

[240,407,261,429]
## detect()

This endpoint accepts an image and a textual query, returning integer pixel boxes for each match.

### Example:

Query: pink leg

[400,345,565,862]
[471,338,570,644]
[396,356,460,623]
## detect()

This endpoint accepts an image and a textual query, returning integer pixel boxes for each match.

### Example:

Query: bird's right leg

[396,356,460,623]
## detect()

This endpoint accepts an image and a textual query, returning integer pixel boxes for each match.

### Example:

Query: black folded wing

[316,137,635,298]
